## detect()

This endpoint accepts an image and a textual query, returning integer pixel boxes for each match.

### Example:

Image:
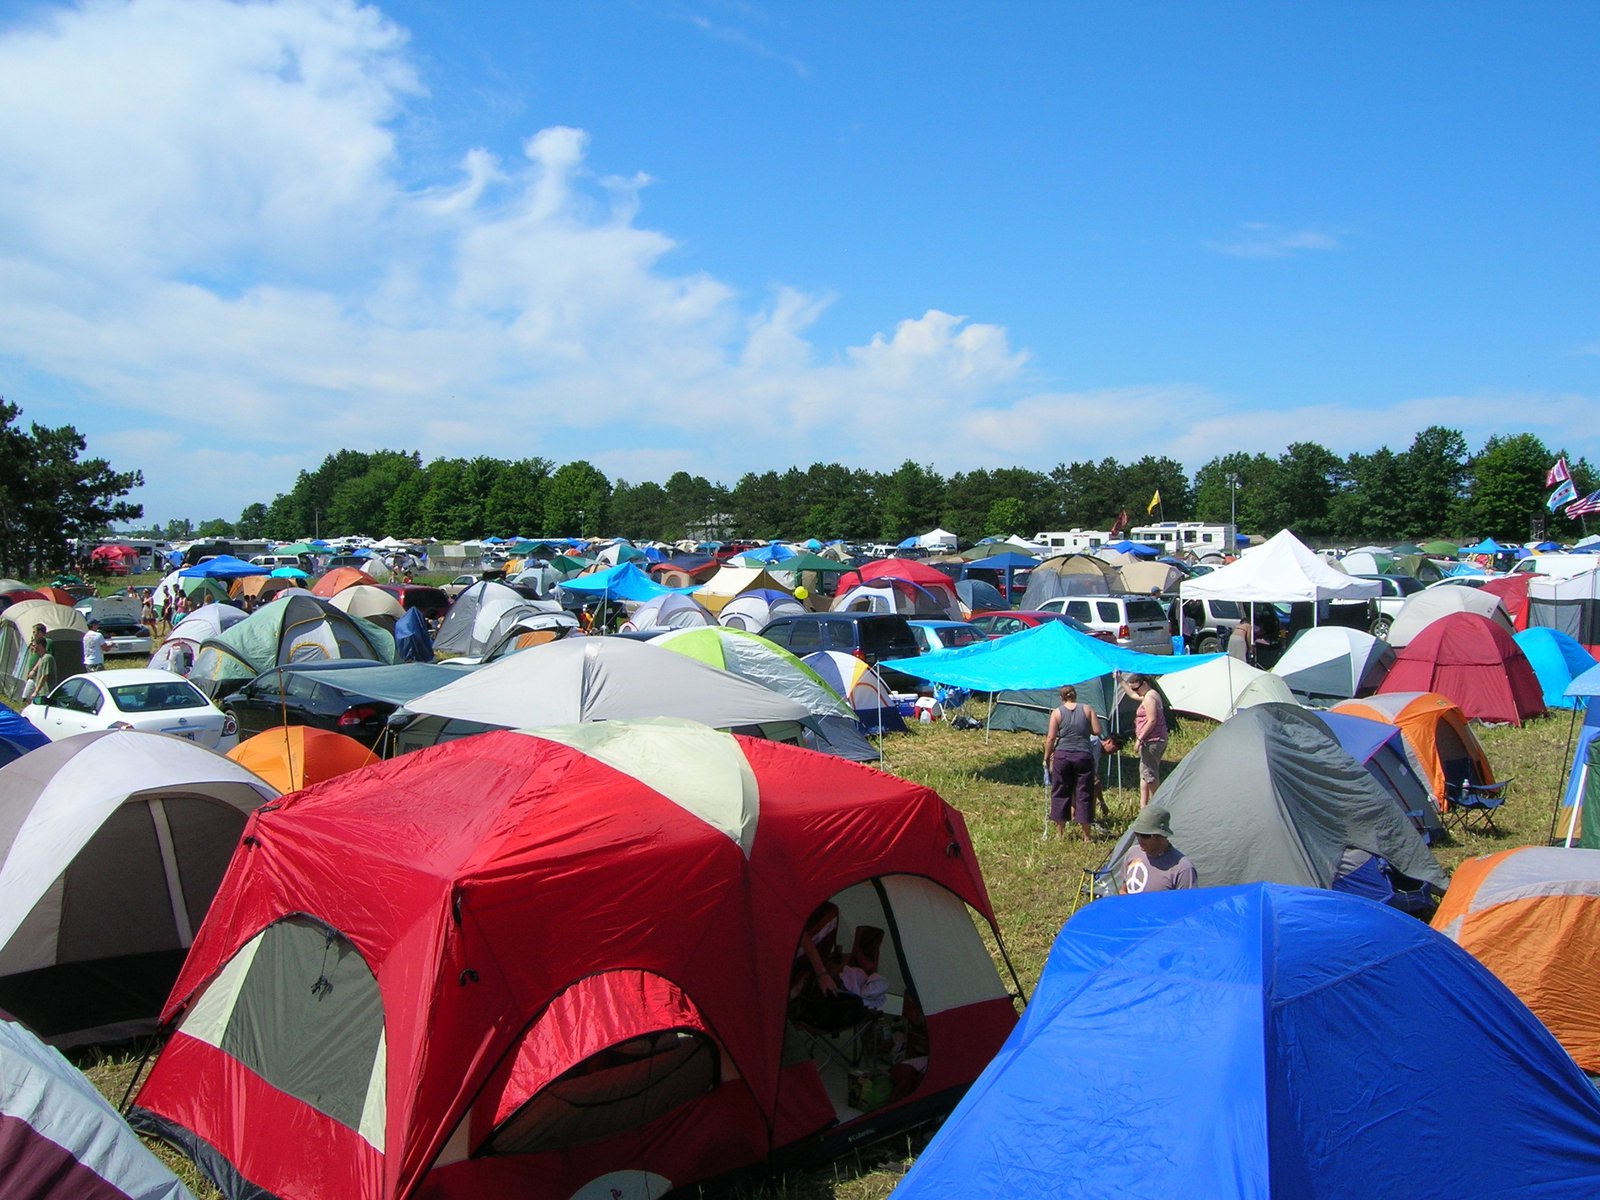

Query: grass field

[51,667,1577,1199]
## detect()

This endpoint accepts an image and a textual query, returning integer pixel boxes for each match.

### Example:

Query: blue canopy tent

[1557,664,1600,845]
[896,535,920,550]
[962,551,1039,604]
[557,562,697,609]
[881,619,1218,692]
[1462,537,1511,555]
[1516,627,1597,711]
[1105,539,1159,557]
[894,885,1600,1200]
[738,543,798,564]
[177,555,268,579]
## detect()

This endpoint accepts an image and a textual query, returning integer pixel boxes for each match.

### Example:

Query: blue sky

[1,0,1596,526]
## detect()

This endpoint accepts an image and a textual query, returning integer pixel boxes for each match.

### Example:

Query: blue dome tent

[895,885,1600,1200]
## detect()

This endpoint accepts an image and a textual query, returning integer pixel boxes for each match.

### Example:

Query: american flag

[1567,489,1600,517]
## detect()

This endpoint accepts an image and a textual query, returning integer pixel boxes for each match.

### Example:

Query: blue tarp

[178,555,268,579]
[392,608,434,664]
[1517,627,1598,710]
[739,544,798,563]
[894,884,1600,1200]
[557,562,696,602]
[1462,538,1511,554]
[881,619,1219,690]
[0,705,49,767]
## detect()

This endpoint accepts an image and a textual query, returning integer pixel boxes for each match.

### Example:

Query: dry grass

[43,594,1578,1196]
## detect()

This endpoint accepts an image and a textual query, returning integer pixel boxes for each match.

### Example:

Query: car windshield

[110,681,208,712]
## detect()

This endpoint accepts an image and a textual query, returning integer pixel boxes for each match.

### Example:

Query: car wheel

[1370,616,1392,640]
[1196,635,1221,655]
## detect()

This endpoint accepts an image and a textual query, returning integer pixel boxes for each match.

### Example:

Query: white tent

[918,528,959,551]
[1387,587,1511,648]
[1157,656,1299,723]
[0,730,278,1046]
[1180,530,1381,604]
[398,637,813,732]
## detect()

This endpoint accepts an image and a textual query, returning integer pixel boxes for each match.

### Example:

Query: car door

[227,674,286,740]
[39,676,102,738]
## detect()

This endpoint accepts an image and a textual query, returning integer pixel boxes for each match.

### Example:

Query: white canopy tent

[1179,530,1382,605]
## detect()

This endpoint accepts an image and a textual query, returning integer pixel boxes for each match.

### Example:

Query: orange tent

[1434,846,1600,1071]
[226,726,377,793]
[35,586,78,606]
[310,566,376,598]
[1332,691,1492,811]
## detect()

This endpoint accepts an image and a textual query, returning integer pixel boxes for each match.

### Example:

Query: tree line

[135,425,1596,548]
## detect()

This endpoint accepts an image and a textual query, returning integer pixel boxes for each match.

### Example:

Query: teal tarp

[881,620,1220,690]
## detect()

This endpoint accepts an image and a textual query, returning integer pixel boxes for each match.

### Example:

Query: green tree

[543,461,611,536]
[983,497,1029,537]
[729,471,788,539]
[483,457,550,537]
[876,461,945,542]
[1122,456,1192,525]
[1462,433,1550,541]
[1402,426,1470,537]
[608,480,668,541]
[236,502,269,539]
[1049,459,1125,529]
[1328,449,1409,541]
[195,518,234,538]
[0,400,144,575]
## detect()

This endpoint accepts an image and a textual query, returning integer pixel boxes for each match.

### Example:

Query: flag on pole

[1548,457,1572,488]
[1567,489,1600,517]
[1109,509,1129,536]
[1147,489,1161,515]
[1548,479,1578,511]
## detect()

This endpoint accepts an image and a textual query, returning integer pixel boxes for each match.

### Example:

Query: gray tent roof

[1105,702,1444,891]
[401,636,812,730]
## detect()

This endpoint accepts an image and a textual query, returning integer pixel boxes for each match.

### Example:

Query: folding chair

[1071,861,1119,915]
[1444,778,1511,835]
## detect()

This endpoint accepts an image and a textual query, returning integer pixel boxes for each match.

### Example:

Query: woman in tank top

[1043,684,1103,841]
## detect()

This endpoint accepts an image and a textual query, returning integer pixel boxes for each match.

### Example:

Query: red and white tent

[131,719,1016,1199]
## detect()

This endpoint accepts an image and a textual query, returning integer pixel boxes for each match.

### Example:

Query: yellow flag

[1147,488,1161,515]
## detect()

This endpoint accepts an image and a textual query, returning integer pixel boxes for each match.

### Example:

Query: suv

[759,613,923,690]
[1176,597,1246,654]
[1038,594,1174,655]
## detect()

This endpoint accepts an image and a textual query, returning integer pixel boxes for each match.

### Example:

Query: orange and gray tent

[130,720,1017,1200]
[1433,846,1600,1072]
[227,726,378,794]
[0,730,277,1047]
[0,1012,197,1199]
[1333,691,1493,811]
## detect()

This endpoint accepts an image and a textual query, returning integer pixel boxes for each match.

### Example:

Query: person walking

[1124,674,1168,810]
[1043,684,1104,842]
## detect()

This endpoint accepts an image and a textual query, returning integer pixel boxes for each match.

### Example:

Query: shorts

[1138,739,1167,785]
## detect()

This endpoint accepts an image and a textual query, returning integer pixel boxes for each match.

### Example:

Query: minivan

[1038,594,1174,655]
[758,613,923,690]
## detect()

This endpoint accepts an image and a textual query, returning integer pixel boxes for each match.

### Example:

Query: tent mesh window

[487,1030,717,1155]
[215,916,384,1132]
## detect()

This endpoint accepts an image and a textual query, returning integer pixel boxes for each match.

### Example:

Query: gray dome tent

[1104,702,1444,895]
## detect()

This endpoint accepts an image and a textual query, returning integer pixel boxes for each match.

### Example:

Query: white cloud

[1205,222,1341,260]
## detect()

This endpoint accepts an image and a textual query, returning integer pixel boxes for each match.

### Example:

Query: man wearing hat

[1122,806,1197,893]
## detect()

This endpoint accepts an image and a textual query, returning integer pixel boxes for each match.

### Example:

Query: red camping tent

[836,558,959,598]
[1378,612,1544,724]
[1480,574,1532,631]
[131,721,1017,1200]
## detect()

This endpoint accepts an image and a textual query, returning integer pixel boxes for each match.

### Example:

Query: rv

[1130,522,1237,557]
[1032,529,1113,554]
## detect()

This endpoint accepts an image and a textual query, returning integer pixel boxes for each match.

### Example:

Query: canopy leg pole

[1549,704,1582,846]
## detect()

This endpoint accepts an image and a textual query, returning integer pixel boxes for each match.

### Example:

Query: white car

[22,669,238,750]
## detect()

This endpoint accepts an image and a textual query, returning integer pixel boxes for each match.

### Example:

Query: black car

[223,661,403,750]
[758,613,923,690]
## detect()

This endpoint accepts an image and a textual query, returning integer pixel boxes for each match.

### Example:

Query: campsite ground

[60,677,1575,1199]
